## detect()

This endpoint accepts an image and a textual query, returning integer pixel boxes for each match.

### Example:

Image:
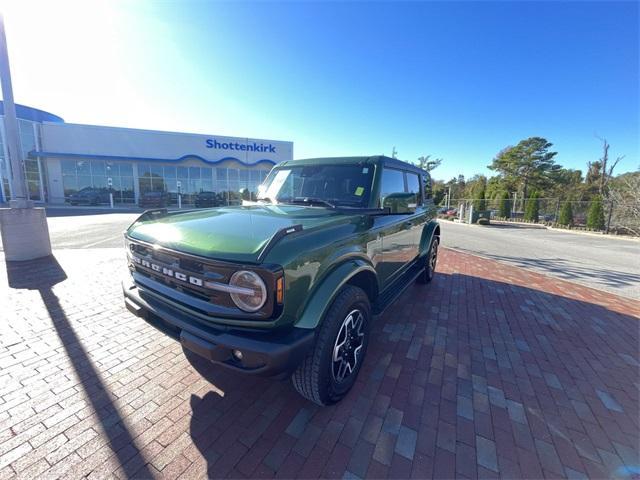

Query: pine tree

[558,201,573,226]
[473,183,486,211]
[586,195,605,230]
[498,191,511,218]
[524,192,540,222]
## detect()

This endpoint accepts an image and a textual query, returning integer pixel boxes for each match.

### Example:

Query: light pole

[0,13,52,261]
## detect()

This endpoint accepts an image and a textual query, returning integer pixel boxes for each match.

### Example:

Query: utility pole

[0,16,28,208]
[0,14,52,260]
[391,147,397,159]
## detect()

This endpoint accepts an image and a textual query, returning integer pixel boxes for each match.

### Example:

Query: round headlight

[229,270,267,312]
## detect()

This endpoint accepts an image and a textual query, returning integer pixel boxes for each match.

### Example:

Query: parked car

[194,191,223,208]
[138,191,168,208]
[123,156,440,405]
[68,187,111,206]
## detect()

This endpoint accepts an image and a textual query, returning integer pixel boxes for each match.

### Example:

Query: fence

[441,198,640,236]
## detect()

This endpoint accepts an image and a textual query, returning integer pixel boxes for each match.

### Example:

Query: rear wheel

[292,285,370,406]
[417,235,439,284]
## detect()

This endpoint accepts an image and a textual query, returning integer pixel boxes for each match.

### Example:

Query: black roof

[279,155,428,175]
[375,156,428,176]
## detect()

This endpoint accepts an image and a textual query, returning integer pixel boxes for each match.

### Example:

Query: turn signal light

[276,277,284,304]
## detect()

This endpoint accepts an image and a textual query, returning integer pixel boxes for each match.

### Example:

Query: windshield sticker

[355,186,364,196]
[362,167,369,174]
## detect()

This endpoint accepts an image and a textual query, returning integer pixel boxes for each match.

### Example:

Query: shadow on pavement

[185,271,639,479]
[5,255,153,478]
[453,247,640,292]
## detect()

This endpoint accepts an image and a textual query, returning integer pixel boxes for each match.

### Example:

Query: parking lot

[1,239,638,479]
[439,221,640,300]
[3,208,637,299]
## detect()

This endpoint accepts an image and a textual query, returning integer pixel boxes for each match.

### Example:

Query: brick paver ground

[1,247,638,479]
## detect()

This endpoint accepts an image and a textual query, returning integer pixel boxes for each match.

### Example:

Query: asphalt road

[2,208,639,299]
[0,209,139,250]
[439,220,640,300]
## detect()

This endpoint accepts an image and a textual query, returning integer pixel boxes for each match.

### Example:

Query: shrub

[473,184,486,211]
[557,201,573,226]
[586,195,605,230]
[523,192,540,222]
[498,191,511,218]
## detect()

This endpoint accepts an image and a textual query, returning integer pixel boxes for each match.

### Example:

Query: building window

[61,159,134,204]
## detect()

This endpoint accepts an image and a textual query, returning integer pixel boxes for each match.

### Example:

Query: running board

[372,260,424,315]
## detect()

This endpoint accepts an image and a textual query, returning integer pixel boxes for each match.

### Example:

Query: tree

[443,175,465,202]
[524,191,540,222]
[607,170,640,236]
[486,176,509,200]
[488,137,560,201]
[596,137,624,196]
[416,155,443,172]
[549,168,583,200]
[498,191,511,218]
[473,182,486,211]
[558,201,573,226]
[431,179,446,205]
[587,195,605,230]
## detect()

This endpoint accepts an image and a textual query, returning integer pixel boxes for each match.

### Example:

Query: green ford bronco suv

[123,156,440,405]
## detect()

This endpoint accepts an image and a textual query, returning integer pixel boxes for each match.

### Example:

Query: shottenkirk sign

[37,123,292,165]
[206,138,276,153]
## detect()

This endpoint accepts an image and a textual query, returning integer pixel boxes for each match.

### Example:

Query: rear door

[404,171,429,250]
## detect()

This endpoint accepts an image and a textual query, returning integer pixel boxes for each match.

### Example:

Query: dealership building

[0,102,293,206]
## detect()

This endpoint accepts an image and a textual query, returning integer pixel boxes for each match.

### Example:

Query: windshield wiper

[285,197,336,209]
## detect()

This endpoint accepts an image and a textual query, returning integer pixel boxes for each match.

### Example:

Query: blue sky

[4,0,638,180]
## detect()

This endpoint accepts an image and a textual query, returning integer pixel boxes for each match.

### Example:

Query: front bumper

[122,277,314,377]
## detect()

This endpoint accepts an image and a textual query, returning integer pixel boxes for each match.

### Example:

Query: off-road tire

[416,235,439,284]
[291,285,371,406]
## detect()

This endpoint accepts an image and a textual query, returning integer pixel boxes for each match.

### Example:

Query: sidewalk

[1,248,638,479]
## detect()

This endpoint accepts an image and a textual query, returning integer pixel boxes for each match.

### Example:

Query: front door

[375,167,422,288]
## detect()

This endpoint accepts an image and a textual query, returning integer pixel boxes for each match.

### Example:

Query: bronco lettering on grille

[133,255,204,286]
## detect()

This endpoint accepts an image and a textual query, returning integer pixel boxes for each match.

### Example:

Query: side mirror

[382,192,417,213]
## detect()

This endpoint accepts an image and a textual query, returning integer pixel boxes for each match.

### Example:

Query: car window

[406,172,422,205]
[380,168,405,202]
[259,164,374,207]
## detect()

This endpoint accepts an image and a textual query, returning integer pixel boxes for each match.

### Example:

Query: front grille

[126,238,280,320]
[179,258,204,273]
[136,268,211,302]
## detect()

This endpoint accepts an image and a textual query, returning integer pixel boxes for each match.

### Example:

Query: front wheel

[417,235,439,284]
[292,285,370,406]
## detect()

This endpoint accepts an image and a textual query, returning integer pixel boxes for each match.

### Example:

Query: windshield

[257,164,374,208]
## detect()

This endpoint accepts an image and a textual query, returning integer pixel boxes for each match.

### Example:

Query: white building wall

[37,122,292,205]
[39,122,293,165]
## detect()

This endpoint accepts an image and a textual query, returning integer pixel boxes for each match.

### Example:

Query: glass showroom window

[61,159,134,204]
[138,162,166,194]
[0,128,9,202]
[106,162,135,203]
[19,119,43,201]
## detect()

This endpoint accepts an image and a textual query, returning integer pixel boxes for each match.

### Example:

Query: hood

[127,204,355,263]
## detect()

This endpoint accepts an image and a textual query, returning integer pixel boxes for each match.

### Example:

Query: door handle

[404,221,413,228]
